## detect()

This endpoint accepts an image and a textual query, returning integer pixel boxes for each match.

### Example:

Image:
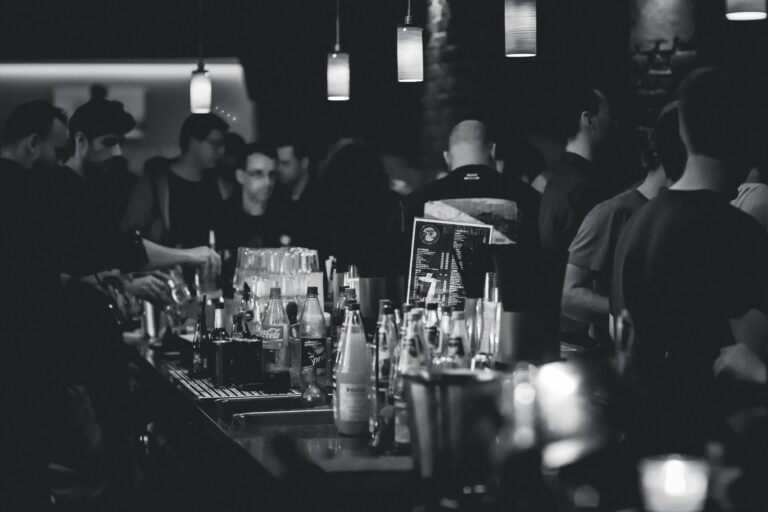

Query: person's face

[83,132,124,165]
[276,145,304,186]
[236,153,276,203]
[191,129,226,169]
[590,91,612,144]
[32,118,69,170]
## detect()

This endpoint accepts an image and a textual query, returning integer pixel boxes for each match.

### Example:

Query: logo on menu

[419,225,440,245]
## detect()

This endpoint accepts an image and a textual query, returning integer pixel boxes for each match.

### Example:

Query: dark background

[1,0,767,169]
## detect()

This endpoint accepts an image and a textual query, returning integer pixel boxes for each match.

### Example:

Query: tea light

[639,456,709,512]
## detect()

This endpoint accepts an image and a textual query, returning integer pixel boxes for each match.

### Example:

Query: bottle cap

[404,304,414,313]
[270,287,281,298]
[339,285,348,293]
[441,305,452,314]
[426,302,438,310]
[306,286,318,297]
[348,302,360,311]
[216,297,225,308]
[383,305,394,315]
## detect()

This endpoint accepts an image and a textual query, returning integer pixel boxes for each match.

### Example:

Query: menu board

[407,218,493,305]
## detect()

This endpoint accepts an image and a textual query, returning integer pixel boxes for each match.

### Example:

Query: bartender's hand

[186,246,221,277]
[714,344,768,385]
[125,274,170,303]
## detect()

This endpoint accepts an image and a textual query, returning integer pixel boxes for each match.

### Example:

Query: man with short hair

[397,119,541,247]
[121,113,229,248]
[0,101,82,510]
[612,68,768,454]
[539,86,613,252]
[561,103,686,346]
[273,139,316,247]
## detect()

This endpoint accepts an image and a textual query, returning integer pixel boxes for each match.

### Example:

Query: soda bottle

[392,312,429,453]
[299,287,327,388]
[424,302,440,353]
[446,305,470,368]
[334,302,371,436]
[261,287,291,393]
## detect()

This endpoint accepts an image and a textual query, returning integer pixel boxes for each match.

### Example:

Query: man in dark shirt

[561,103,686,346]
[612,68,768,455]
[539,87,613,252]
[0,101,76,510]
[273,138,317,247]
[397,119,540,247]
[121,113,229,248]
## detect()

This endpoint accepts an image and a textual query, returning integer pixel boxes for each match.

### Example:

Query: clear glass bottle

[299,287,327,389]
[261,287,291,393]
[424,302,440,355]
[334,303,371,436]
[446,305,470,368]
[392,312,429,453]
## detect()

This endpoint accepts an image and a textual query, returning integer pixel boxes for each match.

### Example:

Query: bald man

[395,119,540,247]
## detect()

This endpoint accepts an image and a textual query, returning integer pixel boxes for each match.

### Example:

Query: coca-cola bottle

[261,287,290,393]
[334,302,371,436]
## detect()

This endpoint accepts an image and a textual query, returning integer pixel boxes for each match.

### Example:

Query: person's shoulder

[143,156,173,177]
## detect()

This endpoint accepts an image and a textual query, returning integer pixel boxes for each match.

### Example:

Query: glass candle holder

[639,455,709,512]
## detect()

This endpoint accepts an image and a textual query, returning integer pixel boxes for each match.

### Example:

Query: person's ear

[235,168,246,185]
[23,134,40,156]
[75,131,89,154]
[300,156,309,172]
[580,110,593,132]
[490,142,497,161]
[443,150,451,169]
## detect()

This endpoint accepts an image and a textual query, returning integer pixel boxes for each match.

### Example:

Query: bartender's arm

[140,239,221,277]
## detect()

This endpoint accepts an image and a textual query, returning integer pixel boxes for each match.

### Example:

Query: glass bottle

[301,366,328,408]
[299,286,327,388]
[334,303,371,436]
[392,312,429,453]
[446,305,470,368]
[424,302,440,355]
[210,299,233,386]
[190,297,209,378]
[261,287,291,393]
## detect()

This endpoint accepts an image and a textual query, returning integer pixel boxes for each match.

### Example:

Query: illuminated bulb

[190,64,212,113]
[726,0,767,19]
[327,52,350,101]
[664,460,688,495]
[505,0,537,57]
[397,24,423,82]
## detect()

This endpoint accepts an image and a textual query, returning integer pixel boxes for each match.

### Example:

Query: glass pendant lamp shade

[327,52,350,101]
[725,0,767,20]
[397,24,423,82]
[505,0,537,57]
[190,64,212,113]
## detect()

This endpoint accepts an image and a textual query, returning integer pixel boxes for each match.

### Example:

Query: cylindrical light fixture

[327,52,350,101]
[505,0,537,57]
[190,62,212,113]
[725,0,767,20]
[327,0,350,101]
[397,0,423,82]
[190,0,213,113]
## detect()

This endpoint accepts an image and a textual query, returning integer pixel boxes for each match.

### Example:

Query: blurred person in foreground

[561,103,686,348]
[612,68,768,455]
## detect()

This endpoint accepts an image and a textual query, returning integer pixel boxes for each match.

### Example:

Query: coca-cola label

[260,325,287,349]
[301,337,326,375]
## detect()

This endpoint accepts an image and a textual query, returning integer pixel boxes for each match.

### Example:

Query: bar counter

[123,333,417,512]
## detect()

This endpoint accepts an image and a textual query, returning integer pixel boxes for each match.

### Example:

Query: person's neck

[565,135,595,163]
[449,155,492,171]
[0,147,32,169]
[635,167,666,200]
[290,171,310,201]
[173,153,205,182]
[241,193,267,216]
[66,154,86,179]
[670,154,735,194]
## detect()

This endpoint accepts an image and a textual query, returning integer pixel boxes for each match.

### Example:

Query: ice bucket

[404,369,504,496]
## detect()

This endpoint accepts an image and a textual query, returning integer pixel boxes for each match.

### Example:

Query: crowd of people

[2,65,768,510]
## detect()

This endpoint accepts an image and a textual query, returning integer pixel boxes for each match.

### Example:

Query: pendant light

[327,0,350,101]
[190,0,212,113]
[397,0,423,82]
[505,0,537,57]
[725,0,767,20]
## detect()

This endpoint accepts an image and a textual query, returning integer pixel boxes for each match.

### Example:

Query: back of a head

[449,120,490,152]
[2,100,67,146]
[678,67,760,166]
[652,102,686,183]
[179,113,229,152]
[69,99,136,141]
[557,85,602,141]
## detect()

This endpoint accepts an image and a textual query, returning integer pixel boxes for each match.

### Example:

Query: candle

[639,455,709,512]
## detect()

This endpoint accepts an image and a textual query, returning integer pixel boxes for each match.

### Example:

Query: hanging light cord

[197,0,204,68]
[405,0,412,25]
[335,0,341,52]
